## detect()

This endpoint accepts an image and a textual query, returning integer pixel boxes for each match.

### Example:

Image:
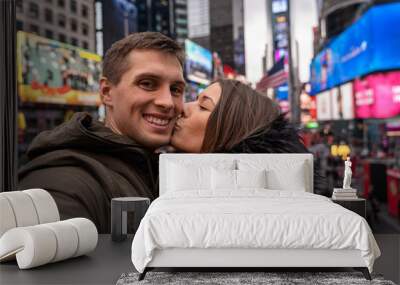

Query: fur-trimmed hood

[226,114,308,154]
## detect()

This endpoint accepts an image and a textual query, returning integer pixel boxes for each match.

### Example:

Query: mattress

[131,190,380,273]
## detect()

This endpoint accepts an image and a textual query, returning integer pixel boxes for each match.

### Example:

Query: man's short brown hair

[102,32,185,85]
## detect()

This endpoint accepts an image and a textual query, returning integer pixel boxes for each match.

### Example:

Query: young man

[18,32,186,233]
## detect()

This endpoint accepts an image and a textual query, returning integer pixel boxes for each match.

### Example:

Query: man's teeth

[145,115,170,126]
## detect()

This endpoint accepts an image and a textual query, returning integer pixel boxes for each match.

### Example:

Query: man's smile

[143,113,173,129]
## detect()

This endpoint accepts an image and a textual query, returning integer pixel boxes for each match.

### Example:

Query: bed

[131,154,380,280]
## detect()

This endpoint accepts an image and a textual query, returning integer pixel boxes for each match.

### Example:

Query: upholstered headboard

[159,153,314,195]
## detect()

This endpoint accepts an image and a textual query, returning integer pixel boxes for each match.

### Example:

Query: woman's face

[171,83,222,152]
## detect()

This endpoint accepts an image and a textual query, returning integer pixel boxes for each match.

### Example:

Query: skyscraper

[98,0,138,54]
[173,0,189,44]
[187,0,210,49]
[209,0,245,75]
[137,0,188,44]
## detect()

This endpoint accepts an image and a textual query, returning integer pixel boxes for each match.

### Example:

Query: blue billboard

[185,39,213,85]
[310,2,400,95]
[275,83,288,100]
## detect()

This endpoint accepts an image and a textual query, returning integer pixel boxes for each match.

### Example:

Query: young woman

[171,79,328,195]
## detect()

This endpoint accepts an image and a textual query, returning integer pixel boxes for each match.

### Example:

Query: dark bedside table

[331,198,366,218]
[111,197,150,242]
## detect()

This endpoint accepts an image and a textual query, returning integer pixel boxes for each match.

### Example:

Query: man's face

[101,50,185,149]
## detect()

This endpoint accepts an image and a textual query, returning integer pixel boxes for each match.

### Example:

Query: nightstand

[331,198,366,219]
[111,197,150,242]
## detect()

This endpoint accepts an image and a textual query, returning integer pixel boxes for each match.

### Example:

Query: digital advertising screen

[310,2,400,94]
[17,32,102,106]
[316,90,332,121]
[271,0,288,14]
[278,100,289,113]
[185,39,213,85]
[354,71,400,119]
[275,83,288,101]
[386,120,400,136]
[300,91,317,124]
[315,83,355,121]
[330,85,355,120]
[340,82,355,120]
[271,0,289,63]
[330,87,341,120]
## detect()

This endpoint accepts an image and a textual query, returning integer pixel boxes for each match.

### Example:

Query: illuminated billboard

[354,71,400,119]
[339,82,355,120]
[310,2,400,94]
[315,84,355,121]
[185,39,212,85]
[270,0,289,64]
[17,32,102,106]
[316,90,332,121]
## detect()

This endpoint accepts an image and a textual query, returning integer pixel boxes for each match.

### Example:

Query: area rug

[116,271,396,285]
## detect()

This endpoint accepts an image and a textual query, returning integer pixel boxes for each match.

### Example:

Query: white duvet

[131,190,380,273]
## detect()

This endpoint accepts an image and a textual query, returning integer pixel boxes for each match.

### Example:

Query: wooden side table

[331,198,366,219]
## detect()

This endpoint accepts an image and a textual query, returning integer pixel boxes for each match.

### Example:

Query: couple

[18,32,326,233]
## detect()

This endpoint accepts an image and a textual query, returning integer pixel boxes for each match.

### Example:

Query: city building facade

[16,0,96,52]
[137,0,188,45]
[97,0,137,55]
[187,0,210,49]
[172,0,189,44]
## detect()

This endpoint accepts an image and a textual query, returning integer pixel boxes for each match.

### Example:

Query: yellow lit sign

[276,16,287,23]
[330,144,351,160]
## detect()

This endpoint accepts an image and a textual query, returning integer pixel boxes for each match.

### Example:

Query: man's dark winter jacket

[225,114,329,196]
[18,112,158,233]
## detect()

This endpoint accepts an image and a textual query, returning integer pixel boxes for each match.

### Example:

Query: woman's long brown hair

[201,79,280,152]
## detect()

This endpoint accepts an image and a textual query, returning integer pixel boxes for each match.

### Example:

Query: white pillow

[167,162,211,191]
[211,168,236,190]
[211,168,268,190]
[238,159,308,192]
[266,167,306,191]
[236,169,267,188]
